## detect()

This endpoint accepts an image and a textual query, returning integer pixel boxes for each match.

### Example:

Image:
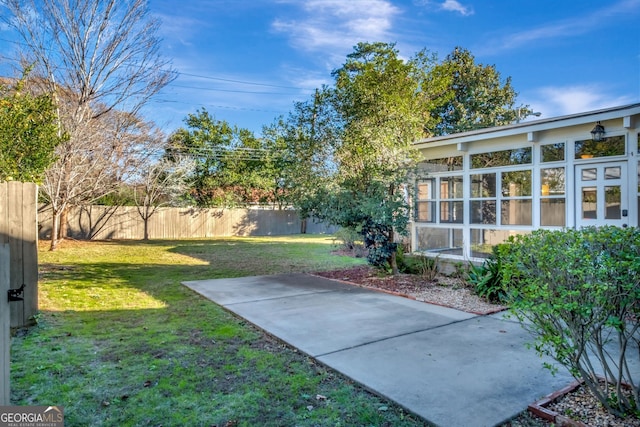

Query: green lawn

[10,236,428,426]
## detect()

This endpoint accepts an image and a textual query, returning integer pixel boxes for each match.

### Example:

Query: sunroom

[411,103,640,261]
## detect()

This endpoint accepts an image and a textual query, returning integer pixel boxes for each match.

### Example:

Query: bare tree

[133,155,194,240]
[1,0,175,249]
[40,110,161,245]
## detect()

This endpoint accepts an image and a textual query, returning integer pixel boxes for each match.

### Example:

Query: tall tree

[309,42,451,273]
[1,0,175,249]
[0,73,66,182]
[169,109,280,207]
[432,47,527,135]
[262,87,340,217]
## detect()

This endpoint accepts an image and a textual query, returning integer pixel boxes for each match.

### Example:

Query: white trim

[411,104,640,261]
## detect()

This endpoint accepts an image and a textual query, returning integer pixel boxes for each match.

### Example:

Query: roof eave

[414,103,640,149]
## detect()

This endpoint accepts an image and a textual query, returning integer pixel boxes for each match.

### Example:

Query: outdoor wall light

[590,121,605,142]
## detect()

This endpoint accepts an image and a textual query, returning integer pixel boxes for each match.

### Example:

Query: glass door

[575,162,628,228]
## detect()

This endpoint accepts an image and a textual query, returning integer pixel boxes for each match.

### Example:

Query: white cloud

[440,0,473,16]
[413,0,473,16]
[526,85,636,118]
[271,0,401,63]
[154,12,206,49]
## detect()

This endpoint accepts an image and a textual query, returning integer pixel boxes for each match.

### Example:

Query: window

[419,156,463,173]
[470,147,532,169]
[470,173,496,224]
[471,229,529,258]
[540,167,566,226]
[575,135,625,159]
[501,170,532,225]
[440,177,463,223]
[541,143,565,162]
[416,175,463,223]
[416,227,463,256]
[415,179,434,222]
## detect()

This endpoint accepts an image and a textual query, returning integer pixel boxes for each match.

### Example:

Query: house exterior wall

[411,104,640,261]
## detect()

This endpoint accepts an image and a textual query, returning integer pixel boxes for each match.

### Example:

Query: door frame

[574,160,629,228]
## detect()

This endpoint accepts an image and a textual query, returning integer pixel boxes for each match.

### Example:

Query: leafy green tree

[309,42,451,273]
[0,75,66,182]
[432,47,528,135]
[169,109,279,207]
[262,87,340,217]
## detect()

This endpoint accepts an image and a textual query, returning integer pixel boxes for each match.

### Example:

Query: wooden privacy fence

[1,181,39,405]
[0,181,38,328]
[1,244,9,404]
[38,205,336,241]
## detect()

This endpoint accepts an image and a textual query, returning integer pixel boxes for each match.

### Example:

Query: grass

[11,236,429,426]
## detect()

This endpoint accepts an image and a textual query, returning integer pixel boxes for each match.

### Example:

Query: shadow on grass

[11,238,420,426]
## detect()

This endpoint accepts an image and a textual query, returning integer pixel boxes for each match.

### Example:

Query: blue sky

[145,0,640,135]
[2,0,640,135]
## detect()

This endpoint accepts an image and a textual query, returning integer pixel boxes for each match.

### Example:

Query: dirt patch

[313,265,507,315]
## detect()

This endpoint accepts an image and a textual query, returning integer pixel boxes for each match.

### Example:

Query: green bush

[500,226,640,418]
[400,253,439,280]
[467,244,507,303]
[333,226,365,256]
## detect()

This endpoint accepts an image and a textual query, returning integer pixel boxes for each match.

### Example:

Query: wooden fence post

[1,243,10,405]
[1,182,39,328]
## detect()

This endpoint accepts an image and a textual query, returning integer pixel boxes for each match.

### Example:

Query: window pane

[575,135,625,159]
[440,201,463,223]
[541,199,566,226]
[501,200,532,225]
[416,227,463,255]
[605,186,621,219]
[417,180,433,200]
[415,201,435,222]
[541,168,565,196]
[440,177,463,199]
[541,143,565,162]
[471,173,496,198]
[471,200,496,224]
[604,167,621,179]
[470,229,529,259]
[581,168,597,181]
[501,170,532,197]
[419,157,463,173]
[471,147,532,169]
[582,187,597,219]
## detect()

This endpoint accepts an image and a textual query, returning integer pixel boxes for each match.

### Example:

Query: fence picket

[38,205,335,240]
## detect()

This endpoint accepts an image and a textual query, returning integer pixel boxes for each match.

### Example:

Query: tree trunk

[143,216,149,240]
[58,206,69,241]
[389,246,399,275]
[50,209,61,251]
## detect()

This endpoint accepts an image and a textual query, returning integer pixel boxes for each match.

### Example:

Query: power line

[149,98,287,114]
[170,83,303,96]
[0,37,313,93]
[177,71,303,90]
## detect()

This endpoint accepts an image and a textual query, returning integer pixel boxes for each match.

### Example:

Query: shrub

[467,245,507,303]
[333,226,365,256]
[401,253,439,280]
[500,226,640,418]
[361,219,397,268]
